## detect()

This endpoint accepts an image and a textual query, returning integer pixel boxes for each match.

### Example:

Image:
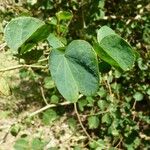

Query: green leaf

[101,113,112,125]
[97,100,109,111]
[96,26,135,71]
[42,109,58,125]
[47,33,64,49]
[67,117,77,131]
[50,95,59,104]
[4,17,51,54]
[49,40,99,102]
[133,92,144,101]
[14,138,29,150]
[88,116,100,129]
[97,26,116,43]
[10,124,21,136]
[86,96,95,107]
[89,139,105,149]
[97,87,107,98]
[44,77,55,89]
[31,138,45,150]
[147,88,150,95]
[56,11,73,21]
[78,99,88,111]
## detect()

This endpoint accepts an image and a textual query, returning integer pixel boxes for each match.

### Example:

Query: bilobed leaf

[4,17,51,54]
[96,26,135,71]
[49,40,99,102]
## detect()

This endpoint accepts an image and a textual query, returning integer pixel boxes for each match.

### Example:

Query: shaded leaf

[98,61,111,73]
[4,17,51,54]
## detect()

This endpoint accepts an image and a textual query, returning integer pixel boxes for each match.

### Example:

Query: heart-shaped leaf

[96,26,135,71]
[49,40,99,102]
[4,17,51,54]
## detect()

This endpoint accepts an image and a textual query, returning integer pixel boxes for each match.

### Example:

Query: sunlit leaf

[49,40,99,102]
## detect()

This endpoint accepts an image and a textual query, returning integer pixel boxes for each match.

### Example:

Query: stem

[106,76,113,96]
[39,84,48,105]
[29,95,83,117]
[74,103,107,148]
[29,101,71,117]
[0,43,7,51]
[74,103,92,140]
[115,137,123,149]
[0,64,47,72]
[37,58,48,62]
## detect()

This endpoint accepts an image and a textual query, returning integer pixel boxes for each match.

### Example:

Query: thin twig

[132,101,137,120]
[0,64,47,72]
[0,43,7,51]
[37,58,48,63]
[74,103,107,148]
[40,84,48,105]
[29,101,71,117]
[29,95,83,117]
[106,76,113,96]
[115,137,123,149]
[74,103,92,140]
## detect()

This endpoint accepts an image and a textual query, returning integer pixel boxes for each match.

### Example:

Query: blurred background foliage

[0,0,150,149]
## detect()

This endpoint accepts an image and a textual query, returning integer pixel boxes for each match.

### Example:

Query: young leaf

[133,92,144,101]
[4,17,51,54]
[96,26,135,71]
[101,113,112,125]
[49,40,99,102]
[56,11,73,21]
[42,109,58,125]
[88,116,100,129]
